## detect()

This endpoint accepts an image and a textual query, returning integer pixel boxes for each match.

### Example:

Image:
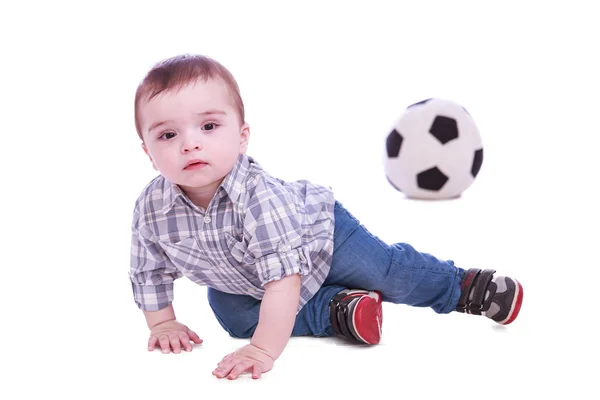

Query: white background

[1,1,598,398]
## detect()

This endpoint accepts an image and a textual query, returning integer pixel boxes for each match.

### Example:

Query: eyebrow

[197,109,227,117]
[147,109,227,133]
[148,120,173,133]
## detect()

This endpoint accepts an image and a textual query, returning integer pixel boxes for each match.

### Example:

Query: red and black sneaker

[329,289,383,344]
[456,268,524,325]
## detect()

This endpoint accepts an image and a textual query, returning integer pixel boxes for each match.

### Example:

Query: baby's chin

[176,174,227,192]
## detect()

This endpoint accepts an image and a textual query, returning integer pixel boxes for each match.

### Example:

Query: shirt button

[204,216,211,223]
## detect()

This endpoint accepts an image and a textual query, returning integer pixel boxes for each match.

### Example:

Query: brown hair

[134,54,245,139]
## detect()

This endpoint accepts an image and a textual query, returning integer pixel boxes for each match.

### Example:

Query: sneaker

[329,289,383,344]
[456,268,523,325]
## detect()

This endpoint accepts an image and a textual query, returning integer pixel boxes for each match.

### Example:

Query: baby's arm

[213,273,301,379]
[130,208,202,353]
[213,175,309,379]
[251,273,301,359]
[144,303,176,328]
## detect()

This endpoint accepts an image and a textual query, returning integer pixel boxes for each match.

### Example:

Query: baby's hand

[148,320,203,354]
[213,344,274,380]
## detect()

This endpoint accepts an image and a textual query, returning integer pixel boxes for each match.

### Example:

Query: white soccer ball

[384,98,484,200]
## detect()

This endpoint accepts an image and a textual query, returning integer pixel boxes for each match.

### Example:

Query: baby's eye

[202,123,219,131]
[160,132,177,140]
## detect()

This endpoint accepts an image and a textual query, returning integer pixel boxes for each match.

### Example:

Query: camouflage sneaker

[329,289,383,344]
[456,268,523,325]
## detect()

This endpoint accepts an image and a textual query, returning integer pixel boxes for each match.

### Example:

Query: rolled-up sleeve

[243,175,311,286]
[129,212,182,311]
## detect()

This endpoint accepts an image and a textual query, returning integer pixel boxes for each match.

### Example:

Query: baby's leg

[327,201,464,314]
[327,201,523,325]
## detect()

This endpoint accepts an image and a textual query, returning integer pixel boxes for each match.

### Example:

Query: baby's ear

[141,142,151,158]
[141,143,158,171]
[239,123,251,153]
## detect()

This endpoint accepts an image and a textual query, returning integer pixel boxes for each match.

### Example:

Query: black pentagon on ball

[417,167,449,191]
[471,148,483,177]
[429,115,458,144]
[386,129,404,158]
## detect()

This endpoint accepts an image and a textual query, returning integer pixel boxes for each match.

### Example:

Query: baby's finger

[214,357,240,378]
[213,363,233,379]
[186,329,203,344]
[252,364,262,380]
[148,336,158,351]
[177,332,193,352]
[227,360,254,380]
[215,358,234,374]
[159,335,171,354]
[169,333,182,354]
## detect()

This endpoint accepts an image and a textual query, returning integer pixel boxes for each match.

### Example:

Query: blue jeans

[207,201,465,338]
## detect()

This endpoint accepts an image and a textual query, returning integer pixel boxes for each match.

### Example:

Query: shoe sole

[350,291,383,344]
[498,280,523,325]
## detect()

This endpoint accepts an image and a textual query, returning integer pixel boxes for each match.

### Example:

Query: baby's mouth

[184,160,208,170]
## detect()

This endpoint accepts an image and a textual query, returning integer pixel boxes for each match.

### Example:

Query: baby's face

[138,78,249,200]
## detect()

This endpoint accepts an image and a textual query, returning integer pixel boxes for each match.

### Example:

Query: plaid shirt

[129,154,335,313]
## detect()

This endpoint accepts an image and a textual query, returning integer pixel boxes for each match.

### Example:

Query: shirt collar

[161,154,253,215]
[219,153,252,204]
[161,179,187,214]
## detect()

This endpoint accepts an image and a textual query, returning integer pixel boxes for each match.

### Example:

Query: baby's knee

[224,324,254,339]
[206,288,258,339]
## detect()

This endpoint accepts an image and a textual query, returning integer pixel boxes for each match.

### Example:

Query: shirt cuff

[256,246,310,286]
[131,282,174,311]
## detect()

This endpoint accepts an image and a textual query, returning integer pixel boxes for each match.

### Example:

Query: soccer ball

[384,98,484,199]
